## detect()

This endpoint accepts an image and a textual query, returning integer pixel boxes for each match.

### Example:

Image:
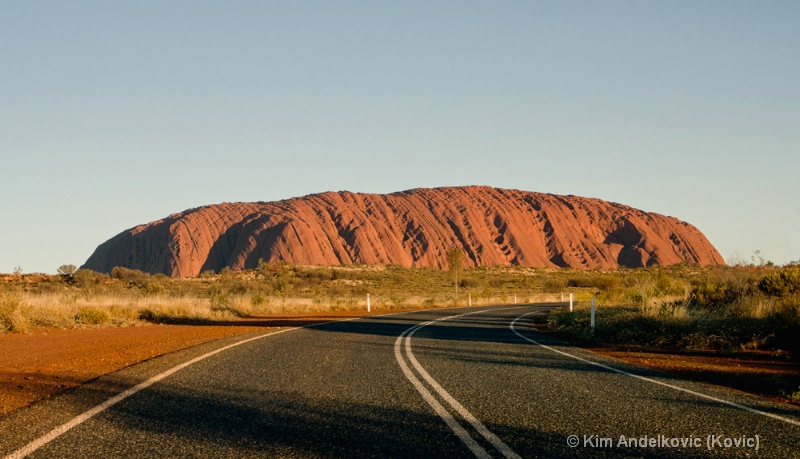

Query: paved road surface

[1,304,799,458]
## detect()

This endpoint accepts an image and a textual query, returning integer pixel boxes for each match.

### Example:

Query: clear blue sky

[2,1,798,273]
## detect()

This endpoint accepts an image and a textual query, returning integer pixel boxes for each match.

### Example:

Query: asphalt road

[1,304,799,458]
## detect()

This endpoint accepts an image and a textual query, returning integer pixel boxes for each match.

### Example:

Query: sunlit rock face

[83,186,724,277]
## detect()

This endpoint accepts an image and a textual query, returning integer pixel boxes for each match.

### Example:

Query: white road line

[7,307,533,459]
[5,327,302,459]
[394,326,491,459]
[509,311,800,428]
[5,311,407,459]
[395,309,522,459]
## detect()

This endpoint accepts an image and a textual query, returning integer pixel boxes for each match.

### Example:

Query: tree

[446,247,464,294]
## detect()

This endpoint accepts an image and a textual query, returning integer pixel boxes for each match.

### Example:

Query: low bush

[549,306,797,354]
[75,307,111,325]
[759,269,800,297]
[0,294,30,333]
[690,282,741,312]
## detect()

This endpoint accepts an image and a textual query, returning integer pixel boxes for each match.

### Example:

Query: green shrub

[543,276,568,291]
[655,273,685,296]
[691,282,739,311]
[759,269,800,297]
[566,277,593,288]
[567,274,620,291]
[549,305,793,353]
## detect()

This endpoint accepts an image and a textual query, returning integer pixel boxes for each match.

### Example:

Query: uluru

[82,186,724,277]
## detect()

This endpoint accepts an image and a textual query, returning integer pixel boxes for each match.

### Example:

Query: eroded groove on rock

[83,186,724,277]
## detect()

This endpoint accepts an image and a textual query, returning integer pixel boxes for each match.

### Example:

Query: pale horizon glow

[2,1,798,273]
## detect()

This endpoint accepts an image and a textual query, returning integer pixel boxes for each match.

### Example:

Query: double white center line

[394,310,522,459]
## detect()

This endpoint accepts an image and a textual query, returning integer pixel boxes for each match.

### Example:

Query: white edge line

[5,308,436,459]
[5,327,299,459]
[510,311,800,428]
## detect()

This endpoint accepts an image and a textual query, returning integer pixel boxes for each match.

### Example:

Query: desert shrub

[592,274,622,291]
[250,292,267,306]
[0,294,30,333]
[655,272,685,296]
[138,308,158,322]
[264,263,294,293]
[324,285,348,297]
[72,269,109,288]
[598,287,648,306]
[566,274,621,291]
[210,293,252,317]
[106,305,141,324]
[549,305,793,352]
[566,277,593,288]
[75,307,110,325]
[657,300,689,318]
[759,269,800,297]
[691,282,741,312]
[137,305,214,324]
[218,277,250,294]
[144,280,167,295]
[296,268,332,282]
[543,276,568,291]
[459,278,480,288]
[210,292,232,310]
[111,267,153,289]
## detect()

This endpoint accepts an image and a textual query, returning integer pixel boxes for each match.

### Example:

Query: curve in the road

[394,308,525,459]
[5,304,799,458]
[509,310,800,428]
[5,317,370,459]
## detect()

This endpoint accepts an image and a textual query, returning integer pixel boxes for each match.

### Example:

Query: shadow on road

[18,373,701,459]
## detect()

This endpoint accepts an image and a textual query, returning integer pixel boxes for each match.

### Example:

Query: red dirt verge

[0,311,373,416]
[588,346,800,407]
[1,311,798,417]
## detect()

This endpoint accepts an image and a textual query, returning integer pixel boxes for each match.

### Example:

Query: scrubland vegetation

[548,264,800,356]
[0,262,560,332]
[1,262,798,358]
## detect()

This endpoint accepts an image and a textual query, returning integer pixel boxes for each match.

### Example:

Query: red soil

[2,313,797,418]
[0,312,371,416]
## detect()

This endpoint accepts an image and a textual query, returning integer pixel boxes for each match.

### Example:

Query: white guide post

[468,293,472,307]
[367,293,371,313]
[514,294,517,304]
[569,293,573,312]
[590,296,596,332]
[561,292,564,302]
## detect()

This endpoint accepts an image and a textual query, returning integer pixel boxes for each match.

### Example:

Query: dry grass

[0,290,571,332]
[2,264,798,346]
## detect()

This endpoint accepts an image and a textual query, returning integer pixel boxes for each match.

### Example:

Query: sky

[1,1,799,274]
